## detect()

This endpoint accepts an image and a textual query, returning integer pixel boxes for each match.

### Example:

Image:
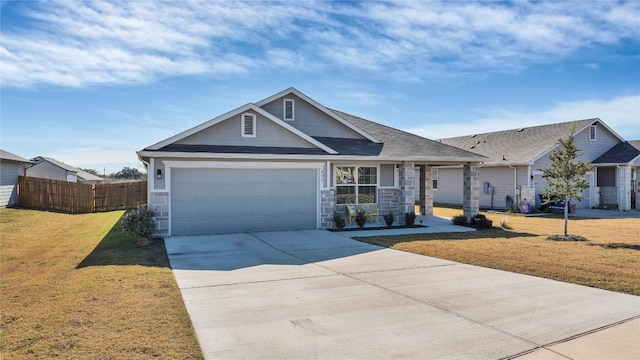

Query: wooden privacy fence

[18,176,147,213]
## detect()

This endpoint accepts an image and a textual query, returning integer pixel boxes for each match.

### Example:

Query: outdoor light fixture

[156,169,162,179]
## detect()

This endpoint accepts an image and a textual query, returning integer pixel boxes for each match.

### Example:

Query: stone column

[463,162,480,220]
[419,165,426,215]
[398,162,415,215]
[149,192,169,237]
[423,165,433,216]
[320,189,336,228]
[618,166,631,211]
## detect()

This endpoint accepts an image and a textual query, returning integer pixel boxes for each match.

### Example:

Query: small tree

[538,131,593,238]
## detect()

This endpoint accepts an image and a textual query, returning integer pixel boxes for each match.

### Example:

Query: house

[435,119,637,211]
[26,157,104,184]
[592,140,640,210]
[137,87,486,237]
[0,149,32,207]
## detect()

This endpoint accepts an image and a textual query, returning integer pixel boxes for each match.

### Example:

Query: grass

[356,206,640,296]
[0,208,203,359]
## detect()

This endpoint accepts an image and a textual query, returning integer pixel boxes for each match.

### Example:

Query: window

[241,113,256,137]
[589,125,596,141]
[283,99,295,121]
[335,166,377,204]
[432,169,438,190]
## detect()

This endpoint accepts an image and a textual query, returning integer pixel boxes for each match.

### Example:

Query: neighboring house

[435,119,636,211]
[0,149,32,207]
[26,157,104,184]
[137,87,486,236]
[592,140,640,210]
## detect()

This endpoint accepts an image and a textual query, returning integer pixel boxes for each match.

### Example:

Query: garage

[170,168,318,235]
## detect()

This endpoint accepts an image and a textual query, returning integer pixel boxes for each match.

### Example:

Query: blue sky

[1,0,639,174]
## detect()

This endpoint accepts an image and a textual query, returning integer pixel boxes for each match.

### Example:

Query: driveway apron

[165,230,640,359]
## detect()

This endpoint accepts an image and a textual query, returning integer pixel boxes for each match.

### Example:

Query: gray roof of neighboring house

[329,109,486,161]
[593,141,640,164]
[438,118,600,165]
[31,156,104,181]
[0,149,32,163]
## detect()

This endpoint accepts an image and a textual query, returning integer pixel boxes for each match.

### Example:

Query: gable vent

[241,113,256,137]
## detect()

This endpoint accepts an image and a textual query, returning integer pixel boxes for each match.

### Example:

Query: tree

[539,131,593,238]
[81,168,101,176]
[113,167,147,180]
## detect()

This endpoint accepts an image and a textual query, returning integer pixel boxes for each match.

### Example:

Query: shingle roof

[0,149,32,163]
[593,141,640,164]
[329,109,486,161]
[439,118,599,165]
[32,156,104,181]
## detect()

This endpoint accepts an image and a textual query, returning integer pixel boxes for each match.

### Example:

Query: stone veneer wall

[463,163,480,220]
[149,192,169,237]
[320,189,335,228]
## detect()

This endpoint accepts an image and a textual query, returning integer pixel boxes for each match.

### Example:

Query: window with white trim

[432,169,438,190]
[589,125,596,141]
[335,166,377,204]
[241,113,256,137]
[283,99,295,121]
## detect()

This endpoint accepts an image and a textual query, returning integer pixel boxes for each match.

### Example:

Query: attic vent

[517,128,525,132]
[470,134,477,138]
[241,113,256,137]
[283,99,295,121]
[589,125,596,141]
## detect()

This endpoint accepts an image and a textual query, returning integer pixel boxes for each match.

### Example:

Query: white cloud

[1,1,638,88]
[405,95,640,141]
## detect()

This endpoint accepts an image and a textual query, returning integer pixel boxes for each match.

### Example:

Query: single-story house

[26,156,104,184]
[592,140,640,210]
[0,149,32,207]
[137,87,486,237]
[435,118,637,211]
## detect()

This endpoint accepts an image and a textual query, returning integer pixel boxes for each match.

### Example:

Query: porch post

[398,162,415,215]
[419,165,426,215]
[423,165,433,216]
[618,165,632,211]
[463,162,480,219]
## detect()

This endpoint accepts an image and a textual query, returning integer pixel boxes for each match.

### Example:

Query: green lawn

[0,208,203,359]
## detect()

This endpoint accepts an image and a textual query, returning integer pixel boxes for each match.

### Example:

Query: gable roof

[31,156,104,181]
[0,149,32,163]
[255,87,381,143]
[439,118,615,166]
[330,109,487,162]
[145,103,338,154]
[593,141,640,164]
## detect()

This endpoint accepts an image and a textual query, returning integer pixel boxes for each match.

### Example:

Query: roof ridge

[442,118,598,141]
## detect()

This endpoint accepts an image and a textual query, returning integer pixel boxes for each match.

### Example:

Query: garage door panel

[171,168,318,235]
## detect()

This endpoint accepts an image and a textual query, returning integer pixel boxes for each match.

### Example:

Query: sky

[1,0,639,174]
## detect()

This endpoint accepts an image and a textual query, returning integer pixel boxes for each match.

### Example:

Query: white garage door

[171,168,318,235]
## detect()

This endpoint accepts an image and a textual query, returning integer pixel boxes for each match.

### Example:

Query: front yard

[0,208,202,359]
[357,207,640,296]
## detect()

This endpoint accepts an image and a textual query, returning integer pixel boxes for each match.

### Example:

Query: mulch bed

[328,224,427,232]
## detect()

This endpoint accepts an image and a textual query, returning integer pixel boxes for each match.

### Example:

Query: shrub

[383,211,394,227]
[470,213,486,225]
[452,214,467,226]
[121,206,155,243]
[475,217,493,229]
[355,208,368,229]
[405,211,416,226]
[333,212,345,230]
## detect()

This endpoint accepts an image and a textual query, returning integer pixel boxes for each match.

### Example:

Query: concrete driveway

[166,230,640,359]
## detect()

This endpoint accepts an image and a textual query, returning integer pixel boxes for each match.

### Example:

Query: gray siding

[433,167,463,205]
[0,161,25,207]
[380,164,395,187]
[434,165,530,209]
[176,111,316,148]
[260,94,364,139]
[533,123,621,169]
[26,162,72,182]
